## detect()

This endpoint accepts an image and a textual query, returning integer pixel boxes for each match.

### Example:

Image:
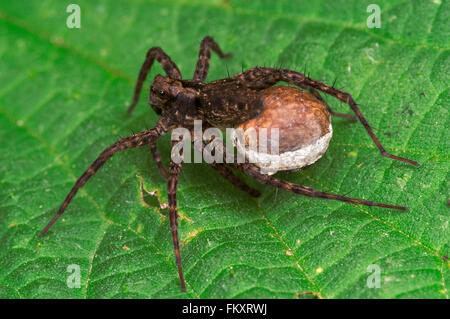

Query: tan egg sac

[234,86,332,175]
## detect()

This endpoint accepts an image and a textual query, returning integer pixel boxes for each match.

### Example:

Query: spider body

[151,75,264,128]
[40,36,419,292]
[152,75,332,174]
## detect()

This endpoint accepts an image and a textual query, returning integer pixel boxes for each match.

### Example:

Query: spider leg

[150,142,259,197]
[150,142,169,179]
[197,140,408,210]
[210,163,260,197]
[193,36,232,82]
[307,87,357,121]
[127,47,182,114]
[150,127,258,196]
[235,163,408,210]
[234,67,419,167]
[39,122,170,237]
[168,158,186,292]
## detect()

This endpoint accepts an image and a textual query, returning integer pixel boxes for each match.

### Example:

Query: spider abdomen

[233,86,332,175]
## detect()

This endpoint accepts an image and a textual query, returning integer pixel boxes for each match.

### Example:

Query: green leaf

[0,0,448,298]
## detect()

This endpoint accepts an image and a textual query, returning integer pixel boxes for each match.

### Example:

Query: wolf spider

[40,36,419,292]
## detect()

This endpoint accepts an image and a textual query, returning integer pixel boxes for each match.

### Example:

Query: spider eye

[159,90,165,96]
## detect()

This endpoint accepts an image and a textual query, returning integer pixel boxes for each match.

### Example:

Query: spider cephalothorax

[40,36,420,292]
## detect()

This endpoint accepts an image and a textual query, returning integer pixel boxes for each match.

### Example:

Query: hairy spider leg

[39,122,170,237]
[150,142,169,179]
[209,163,261,197]
[307,87,357,121]
[151,140,260,197]
[193,36,232,82]
[127,47,182,114]
[236,162,407,210]
[150,139,260,197]
[195,140,408,210]
[166,147,260,292]
[167,157,186,291]
[233,67,420,167]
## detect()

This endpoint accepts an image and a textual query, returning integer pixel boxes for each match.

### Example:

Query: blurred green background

[0,0,448,298]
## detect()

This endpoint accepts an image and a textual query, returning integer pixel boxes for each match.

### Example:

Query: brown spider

[39,36,419,292]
